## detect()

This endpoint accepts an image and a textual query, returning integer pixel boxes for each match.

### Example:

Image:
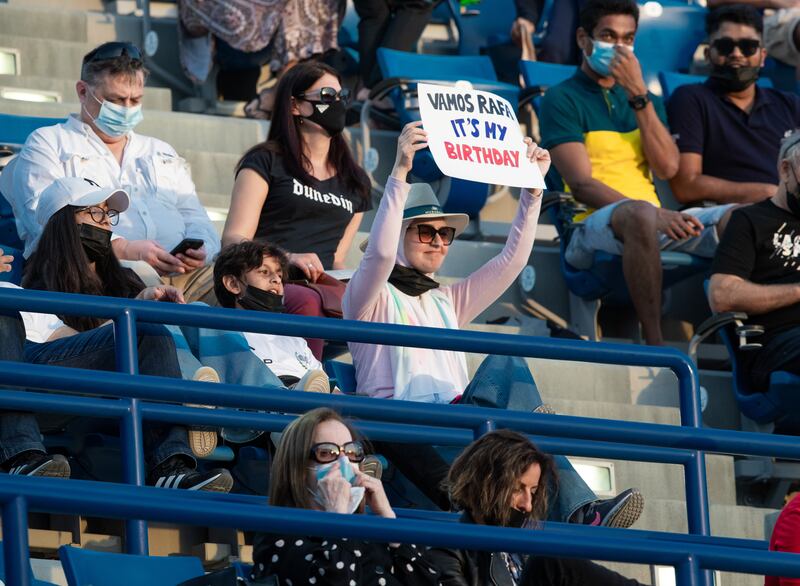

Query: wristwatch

[628,94,650,111]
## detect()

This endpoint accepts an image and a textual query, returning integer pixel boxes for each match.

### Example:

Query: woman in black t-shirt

[224,61,371,358]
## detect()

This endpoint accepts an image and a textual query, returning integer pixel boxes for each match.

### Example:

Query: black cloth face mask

[388,264,440,297]
[506,507,530,529]
[709,64,760,93]
[302,100,347,137]
[78,223,112,263]
[239,285,285,313]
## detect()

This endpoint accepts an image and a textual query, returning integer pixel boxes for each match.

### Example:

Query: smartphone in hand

[169,238,204,256]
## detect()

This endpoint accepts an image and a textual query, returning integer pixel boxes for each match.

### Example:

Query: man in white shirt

[213,240,330,392]
[1,42,220,302]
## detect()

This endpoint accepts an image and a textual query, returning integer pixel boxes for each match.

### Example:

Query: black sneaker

[6,452,70,478]
[147,457,233,493]
[570,488,644,529]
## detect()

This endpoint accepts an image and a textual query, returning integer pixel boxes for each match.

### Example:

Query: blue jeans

[464,355,597,521]
[0,314,193,470]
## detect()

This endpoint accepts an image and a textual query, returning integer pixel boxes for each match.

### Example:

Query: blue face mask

[86,90,143,137]
[313,457,357,485]
[585,39,621,78]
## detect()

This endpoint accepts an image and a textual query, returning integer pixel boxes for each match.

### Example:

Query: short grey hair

[779,130,800,164]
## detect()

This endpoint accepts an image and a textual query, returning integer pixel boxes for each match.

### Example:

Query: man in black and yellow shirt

[541,0,734,346]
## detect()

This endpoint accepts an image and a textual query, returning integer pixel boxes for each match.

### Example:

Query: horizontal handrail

[1,475,797,580]
[1,364,797,462]
[0,288,703,427]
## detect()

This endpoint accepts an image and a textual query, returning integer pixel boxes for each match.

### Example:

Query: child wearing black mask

[214,240,331,392]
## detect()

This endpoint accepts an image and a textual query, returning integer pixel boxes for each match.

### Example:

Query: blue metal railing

[0,287,794,585]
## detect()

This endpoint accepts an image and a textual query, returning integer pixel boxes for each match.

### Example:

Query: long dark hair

[236,61,371,203]
[447,429,556,527]
[22,205,142,331]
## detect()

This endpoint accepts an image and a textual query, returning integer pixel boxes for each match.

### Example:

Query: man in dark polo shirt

[668,5,800,205]
[710,131,800,403]
[540,0,733,346]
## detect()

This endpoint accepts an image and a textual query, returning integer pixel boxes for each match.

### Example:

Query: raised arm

[342,123,427,320]
[447,139,548,325]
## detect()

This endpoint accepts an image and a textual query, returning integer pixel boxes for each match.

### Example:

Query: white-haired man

[710,131,800,401]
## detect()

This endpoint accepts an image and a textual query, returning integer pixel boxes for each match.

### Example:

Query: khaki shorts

[165,263,218,306]
[764,9,800,67]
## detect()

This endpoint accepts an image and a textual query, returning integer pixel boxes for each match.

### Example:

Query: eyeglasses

[710,37,761,57]
[75,206,120,226]
[295,87,352,105]
[414,224,456,246]
[309,441,365,464]
[83,42,142,65]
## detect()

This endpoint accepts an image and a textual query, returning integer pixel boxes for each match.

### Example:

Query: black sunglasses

[309,441,365,464]
[84,42,142,65]
[414,224,456,246]
[710,37,761,58]
[295,86,352,105]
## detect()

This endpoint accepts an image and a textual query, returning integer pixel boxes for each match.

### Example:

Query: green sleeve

[539,86,585,150]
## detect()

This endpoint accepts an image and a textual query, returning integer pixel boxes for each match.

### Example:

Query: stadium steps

[0,74,172,112]
[0,99,268,156]
[0,4,117,45]
[184,151,239,198]
[0,34,96,80]
[3,0,105,10]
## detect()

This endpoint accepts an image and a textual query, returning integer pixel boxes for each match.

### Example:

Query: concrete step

[4,0,105,11]
[547,398,680,426]
[0,74,172,111]
[0,99,268,155]
[0,34,95,80]
[0,4,117,44]
[183,150,238,198]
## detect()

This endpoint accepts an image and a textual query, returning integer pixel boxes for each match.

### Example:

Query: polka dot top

[250,534,440,585]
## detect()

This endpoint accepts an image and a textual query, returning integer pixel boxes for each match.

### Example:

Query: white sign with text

[417,82,544,189]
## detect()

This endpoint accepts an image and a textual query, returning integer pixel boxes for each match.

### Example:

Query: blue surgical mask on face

[86,90,143,137]
[585,39,622,78]
[313,457,357,485]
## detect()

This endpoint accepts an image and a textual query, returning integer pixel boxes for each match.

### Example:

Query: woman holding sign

[343,121,644,528]
[224,61,372,358]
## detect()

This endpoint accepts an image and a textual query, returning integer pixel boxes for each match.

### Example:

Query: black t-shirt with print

[238,149,371,268]
[711,199,800,345]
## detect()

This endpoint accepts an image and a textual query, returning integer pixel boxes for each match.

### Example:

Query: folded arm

[709,273,800,315]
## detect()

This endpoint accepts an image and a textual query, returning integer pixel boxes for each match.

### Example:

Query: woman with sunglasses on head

[429,430,644,586]
[342,123,644,527]
[223,61,371,359]
[249,407,440,585]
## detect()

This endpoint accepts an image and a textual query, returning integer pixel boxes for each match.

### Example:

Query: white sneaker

[294,369,331,394]
[188,367,220,458]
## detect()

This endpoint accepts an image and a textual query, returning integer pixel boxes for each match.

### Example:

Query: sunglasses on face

[309,441,366,464]
[84,42,143,65]
[710,37,761,57]
[413,224,456,246]
[75,206,120,226]
[295,86,352,104]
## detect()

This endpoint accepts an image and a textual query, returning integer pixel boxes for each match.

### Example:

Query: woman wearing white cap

[343,122,644,528]
[17,176,234,492]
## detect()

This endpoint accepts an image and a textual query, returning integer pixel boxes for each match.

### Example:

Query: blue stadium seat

[0,541,58,586]
[324,360,358,394]
[658,71,773,103]
[373,48,521,218]
[0,113,65,284]
[690,307,800,430]
[636,2,707,91]
[59,545,205,586]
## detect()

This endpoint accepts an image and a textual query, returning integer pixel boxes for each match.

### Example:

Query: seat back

[324,360,358,394]
[59,545,204,586]
[659,71,773,102]
[443,0,517,55]
[377,47,499,85]
[0,113,65,148]
[0,540,57,585]
[519,60,577,90]
[636,3,707,90]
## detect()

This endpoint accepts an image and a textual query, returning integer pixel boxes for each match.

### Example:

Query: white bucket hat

[36,176,130,226]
